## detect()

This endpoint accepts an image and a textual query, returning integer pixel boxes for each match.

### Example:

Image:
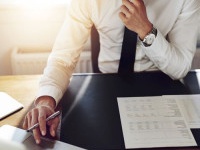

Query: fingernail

[36,140,40,144]
[42,131,46,136]
[51,130,55,137]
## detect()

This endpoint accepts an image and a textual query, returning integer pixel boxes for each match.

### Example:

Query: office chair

[91,26,101,73]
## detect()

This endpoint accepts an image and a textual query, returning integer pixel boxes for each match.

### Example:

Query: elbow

[166,64,191,80]
[169,71,188,80]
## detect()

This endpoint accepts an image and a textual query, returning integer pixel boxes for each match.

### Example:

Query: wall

[0,0,68,75]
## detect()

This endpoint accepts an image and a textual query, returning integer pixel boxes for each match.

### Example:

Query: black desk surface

[60,70,200,150]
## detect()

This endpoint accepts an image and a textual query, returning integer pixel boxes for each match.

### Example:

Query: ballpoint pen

[27,111,61,132]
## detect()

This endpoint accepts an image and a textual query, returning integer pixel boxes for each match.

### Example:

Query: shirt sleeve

[142,0,200,80]
[36,0,93,106]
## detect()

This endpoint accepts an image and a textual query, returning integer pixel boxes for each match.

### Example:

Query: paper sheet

[117,96,197,149]
[0,125,85,150]
[164,94,200,128]
[0,92,23,120]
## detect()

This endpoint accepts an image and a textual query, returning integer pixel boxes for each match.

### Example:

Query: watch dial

[147,34,155,45]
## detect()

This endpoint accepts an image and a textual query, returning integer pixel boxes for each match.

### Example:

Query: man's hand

[23,96,60,144]
[119,0,153,40]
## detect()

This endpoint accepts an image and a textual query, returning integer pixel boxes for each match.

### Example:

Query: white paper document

[117,96,197,149]
[0,125,85,150]
[0,92,23,120]
[164,94,200,128]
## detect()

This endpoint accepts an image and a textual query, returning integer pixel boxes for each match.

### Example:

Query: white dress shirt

[37,0,200,105]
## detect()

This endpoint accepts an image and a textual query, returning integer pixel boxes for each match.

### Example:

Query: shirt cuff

[35,85,63,107]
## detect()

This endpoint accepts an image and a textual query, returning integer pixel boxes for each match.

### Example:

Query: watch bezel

[142,26,157,47]
[143,34,156,46]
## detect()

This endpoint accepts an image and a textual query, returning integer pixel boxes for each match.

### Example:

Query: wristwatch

[142,26,157,47]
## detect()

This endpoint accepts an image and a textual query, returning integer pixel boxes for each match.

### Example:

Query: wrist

[141,26,157,47]
[138,22,153,40]
[35,96,56,109]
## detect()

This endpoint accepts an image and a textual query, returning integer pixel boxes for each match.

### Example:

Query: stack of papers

[117,95,200,149]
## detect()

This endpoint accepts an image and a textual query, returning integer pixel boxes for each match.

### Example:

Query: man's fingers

[23,115,28,129]
[48,116,60,137]
[27,111,33,129]
[22,98,57,144]
[122,0,136,14]
[120,5,132,18]
[33,128,41,144]
[22,111,35,130]
[38,110,47,136]
[122,0,133,6]
[23,108,43,144]
[131,0,145,8]
[122,0,144,13]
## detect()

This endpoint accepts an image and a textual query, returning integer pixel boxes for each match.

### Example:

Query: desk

[1,72,200,150]
[0,75,41,127]
[60,71,200,150]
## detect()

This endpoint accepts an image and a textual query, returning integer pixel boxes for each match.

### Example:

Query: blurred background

[0,0,199,75]
[0,0,91,75]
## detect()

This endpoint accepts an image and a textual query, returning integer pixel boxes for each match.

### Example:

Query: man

[23,0,200,144]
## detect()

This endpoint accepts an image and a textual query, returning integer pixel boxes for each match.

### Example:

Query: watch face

[146,34,155,45]
[142,27,157,47]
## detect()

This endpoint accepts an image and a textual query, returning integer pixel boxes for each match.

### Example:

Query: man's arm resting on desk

[23,96,60,144]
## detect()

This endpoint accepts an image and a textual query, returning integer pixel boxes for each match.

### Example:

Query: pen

[27,111,61,132]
